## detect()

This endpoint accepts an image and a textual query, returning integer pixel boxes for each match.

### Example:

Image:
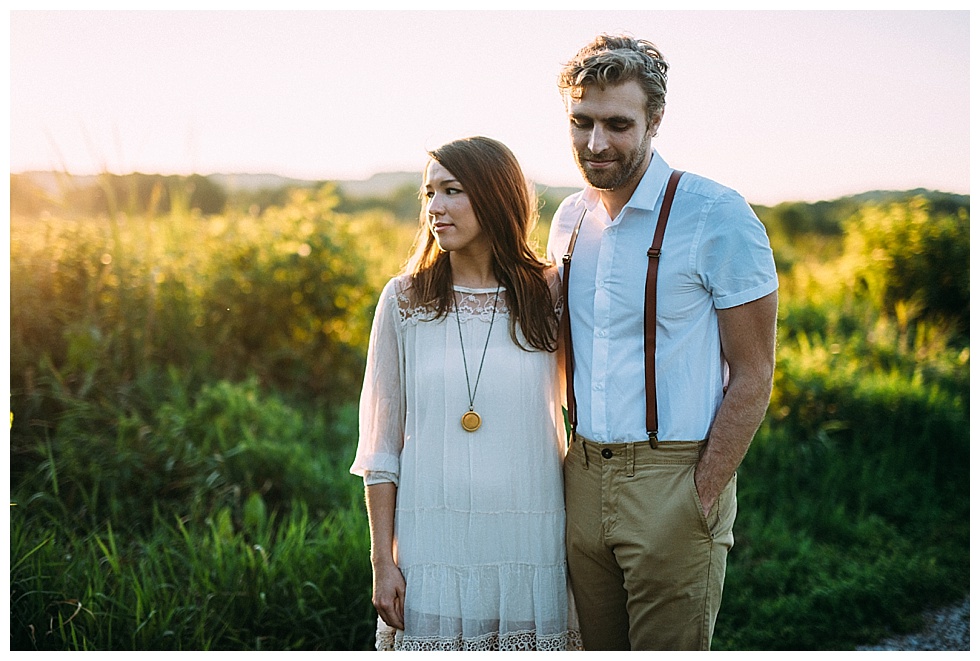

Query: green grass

[10,502,376,650]
[9,186,969,650]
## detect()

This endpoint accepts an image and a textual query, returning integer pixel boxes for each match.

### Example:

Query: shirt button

[601,448,613,459]
[597,330,606,338]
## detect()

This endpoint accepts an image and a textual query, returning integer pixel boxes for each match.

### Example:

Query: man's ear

[648,111,664,139]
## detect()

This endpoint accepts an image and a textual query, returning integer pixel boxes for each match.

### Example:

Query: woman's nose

[427,194,444,217]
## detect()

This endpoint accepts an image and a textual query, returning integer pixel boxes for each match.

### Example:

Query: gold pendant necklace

[453,283,501,433]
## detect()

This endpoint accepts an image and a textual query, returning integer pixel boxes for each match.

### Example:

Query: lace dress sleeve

[350,278,406,485]
[545,265,563,319]
[544,265,567,407]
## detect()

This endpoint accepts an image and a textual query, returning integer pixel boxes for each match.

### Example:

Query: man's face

[566,80,660,192]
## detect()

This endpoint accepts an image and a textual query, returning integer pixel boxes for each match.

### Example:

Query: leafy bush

[13,373,358,534]
[9,185,401,445]
[842,196,969,334]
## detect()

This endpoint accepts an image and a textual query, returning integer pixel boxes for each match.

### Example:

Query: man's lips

[583,153,618,168]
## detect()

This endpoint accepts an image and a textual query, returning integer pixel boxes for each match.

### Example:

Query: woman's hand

[372,560,406,630]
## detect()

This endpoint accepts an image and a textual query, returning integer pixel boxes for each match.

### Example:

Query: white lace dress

[350,274,580,651]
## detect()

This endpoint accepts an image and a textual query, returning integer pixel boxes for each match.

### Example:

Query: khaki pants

[563,436,737,650]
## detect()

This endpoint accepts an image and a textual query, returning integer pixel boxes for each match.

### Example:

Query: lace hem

[376,627,583,651]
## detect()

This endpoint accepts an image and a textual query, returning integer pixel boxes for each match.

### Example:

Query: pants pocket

[687,468,738,540]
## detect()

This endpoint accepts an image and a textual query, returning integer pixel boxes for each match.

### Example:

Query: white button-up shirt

[547,151,778,443]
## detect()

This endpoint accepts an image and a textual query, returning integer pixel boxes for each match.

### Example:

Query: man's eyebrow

[569,112,636,125]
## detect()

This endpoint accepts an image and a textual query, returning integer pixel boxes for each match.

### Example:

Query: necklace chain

[453,284,501,414]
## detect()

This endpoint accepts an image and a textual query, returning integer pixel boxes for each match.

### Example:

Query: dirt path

[855,595,970,651]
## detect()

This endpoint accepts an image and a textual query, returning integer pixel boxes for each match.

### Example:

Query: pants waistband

[569,433,706,474]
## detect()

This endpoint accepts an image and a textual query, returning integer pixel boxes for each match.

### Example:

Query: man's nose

[588,126,609,154]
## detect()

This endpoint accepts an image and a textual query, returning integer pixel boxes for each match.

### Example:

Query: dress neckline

[453,284,505,294]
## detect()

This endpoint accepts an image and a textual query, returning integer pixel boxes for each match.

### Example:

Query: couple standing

[350,33,779,651]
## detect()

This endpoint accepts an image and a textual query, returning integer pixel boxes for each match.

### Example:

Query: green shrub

[842,196,969,333]
[13,373,358,535]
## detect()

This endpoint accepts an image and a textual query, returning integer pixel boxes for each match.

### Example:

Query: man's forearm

[695,371,772,515]
[695,291,778,516]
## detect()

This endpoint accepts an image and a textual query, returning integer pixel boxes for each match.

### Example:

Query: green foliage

[842,196,969,333]
[194,186,380,404]
[10,504,375,650]
[708,192,970,649]
[8,186,970,650]
[335,181,423,221]
[9,184,391,432]
[10,172,229,216]
[13,370,358,532]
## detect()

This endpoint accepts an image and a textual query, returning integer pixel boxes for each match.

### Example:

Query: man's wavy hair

[558,34,669,124]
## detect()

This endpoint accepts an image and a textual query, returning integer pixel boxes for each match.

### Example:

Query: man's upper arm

[717,291,778,383]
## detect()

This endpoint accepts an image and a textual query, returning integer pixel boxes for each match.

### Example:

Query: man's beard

[574,140,649,191]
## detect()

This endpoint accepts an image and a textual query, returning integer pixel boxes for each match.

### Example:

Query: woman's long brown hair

[402,136,557,353]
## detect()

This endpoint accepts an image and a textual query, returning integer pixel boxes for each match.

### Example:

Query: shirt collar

[624,150,672,212]
[580,150,673,215]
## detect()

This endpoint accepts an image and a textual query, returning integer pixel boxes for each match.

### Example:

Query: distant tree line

[10,172,581,225]
[10,172,229,216]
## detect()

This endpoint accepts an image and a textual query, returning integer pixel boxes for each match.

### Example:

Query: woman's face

[423,160,490,256]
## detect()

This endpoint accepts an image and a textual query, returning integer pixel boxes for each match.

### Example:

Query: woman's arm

[366,481,405,630]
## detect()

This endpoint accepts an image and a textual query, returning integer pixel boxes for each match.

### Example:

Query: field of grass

[8,177,969,650]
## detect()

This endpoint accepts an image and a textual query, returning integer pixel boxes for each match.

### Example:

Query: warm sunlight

[10,10,969,206]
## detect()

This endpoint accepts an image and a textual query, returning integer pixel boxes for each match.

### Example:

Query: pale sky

[9,9,971,206]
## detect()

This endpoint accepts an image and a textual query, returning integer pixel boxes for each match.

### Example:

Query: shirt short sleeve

[697,191,779,310]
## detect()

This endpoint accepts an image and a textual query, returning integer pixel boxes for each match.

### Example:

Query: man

[547,34,779,651]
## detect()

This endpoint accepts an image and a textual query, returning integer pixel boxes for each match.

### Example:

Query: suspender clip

[648,431,659,449]
[647,247,661,258]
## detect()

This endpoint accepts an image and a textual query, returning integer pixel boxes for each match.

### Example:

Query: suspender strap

[561,207,587,433]
[644,169,683,447]
[560,169,684,445]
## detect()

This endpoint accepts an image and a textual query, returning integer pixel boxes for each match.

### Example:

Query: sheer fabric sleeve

[545,265,567,406]
[544,265,563,319]
[350,278,406,485]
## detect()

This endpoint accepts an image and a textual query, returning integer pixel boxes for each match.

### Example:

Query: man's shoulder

[676,170,744,205]
[550,189,591,231]
[672,170,761,226]
[546,189,589,257]
[556,188,589,214]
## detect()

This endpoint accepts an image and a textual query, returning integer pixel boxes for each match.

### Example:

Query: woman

[350,136,579,651]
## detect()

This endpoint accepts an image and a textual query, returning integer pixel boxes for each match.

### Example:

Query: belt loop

[626,442,635,477]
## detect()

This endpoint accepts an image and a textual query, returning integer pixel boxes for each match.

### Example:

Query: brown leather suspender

[643,169,683,446]
[561,169,684,448]
[560,207,586,435]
